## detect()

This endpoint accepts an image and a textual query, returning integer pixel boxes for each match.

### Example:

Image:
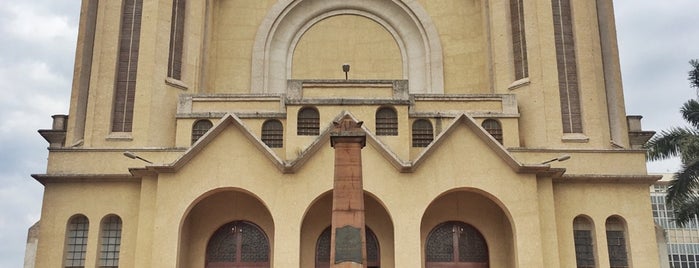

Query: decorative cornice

[553,174,661,184]
[31,173,138,185]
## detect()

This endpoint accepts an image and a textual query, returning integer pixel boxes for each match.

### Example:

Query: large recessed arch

[421,188,516,267]
[178,188,275,268]
[252,0,444,94]
[299,190,395,267]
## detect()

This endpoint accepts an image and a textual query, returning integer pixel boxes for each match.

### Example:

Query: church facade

[33,0,661,267]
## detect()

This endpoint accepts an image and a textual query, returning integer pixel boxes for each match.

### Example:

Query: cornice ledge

[31,173,137,185]
[553,174,662,184]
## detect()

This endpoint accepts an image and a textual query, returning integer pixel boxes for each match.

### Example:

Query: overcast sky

[1,1,698,267]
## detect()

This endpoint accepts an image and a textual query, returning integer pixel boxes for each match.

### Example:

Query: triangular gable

[409,113,552,174]
[133,112,559,176]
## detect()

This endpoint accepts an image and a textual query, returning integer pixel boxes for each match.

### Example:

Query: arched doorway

[300,191,394,267]
[315,226,380,268]
[205,220,270,268]
[421,190,514,267]
[425,221,489,268]
[178,189,274,268]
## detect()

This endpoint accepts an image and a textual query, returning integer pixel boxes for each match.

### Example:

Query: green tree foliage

[690,59,699,90]
[646,60,699,225]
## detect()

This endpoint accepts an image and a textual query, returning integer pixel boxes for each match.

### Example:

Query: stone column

[329,117,367,268]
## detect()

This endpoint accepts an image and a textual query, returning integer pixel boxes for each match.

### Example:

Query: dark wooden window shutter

[510,0,529,80]
[167,0,186,79]
[552,0,583,133]
[111,0,143,132]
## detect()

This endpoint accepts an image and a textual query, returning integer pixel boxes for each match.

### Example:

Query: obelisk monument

[329,116,367,268]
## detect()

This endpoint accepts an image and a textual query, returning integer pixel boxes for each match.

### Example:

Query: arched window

[376,107,397,136]
[573,216,596,268]
[482,119,503,144]
[167,0,186,79]
[99,215,122,268]
[412,119,434,147]
[298,107,320,136]
[262,120,283,148]
[191,119,213,144]
[425,221,488,267]
[606,216,629,268]
[111,0,143,133]
[206,221,270,268]
[64,214,89,268]
[315,226,380,268]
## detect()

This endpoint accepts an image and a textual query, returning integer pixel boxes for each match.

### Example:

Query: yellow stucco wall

[34,0,659,267]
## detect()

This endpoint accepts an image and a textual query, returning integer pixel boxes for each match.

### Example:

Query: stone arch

[251,0,444,94]
[299,190,395,267]
[421,188,516,267]
[178,188,275,268]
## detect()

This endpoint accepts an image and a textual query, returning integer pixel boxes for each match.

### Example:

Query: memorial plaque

[334,225,363,264]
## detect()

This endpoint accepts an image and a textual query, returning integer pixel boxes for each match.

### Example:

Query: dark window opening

[298,107,320,136]
[412,119,434,147]
[192,120,213,144]
[376,107,398,136]
[262,120,283,148]
[482,119,503,144]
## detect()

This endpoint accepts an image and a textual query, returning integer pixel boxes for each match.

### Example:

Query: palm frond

[667,160,699,208]
[689,59,699,90]
[682,99,699,128]
[672,195,699,227]
[645,127,699,161]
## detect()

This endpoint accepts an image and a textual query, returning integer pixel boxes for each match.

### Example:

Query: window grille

[376,107,397,136]
[65,215,89,268]
[262,120,283,148]
[606,217,629,268]
[206,221,270,267]
[482,119,503,144]
[167,0,186,79]
[426,221,488,267]
[99,215,122,268]
[297,107,320,136]
[111,0,143,132]
[573,216,595,268]
[574,230,595,267]
[191,120,213,144]
[412,120,433,147]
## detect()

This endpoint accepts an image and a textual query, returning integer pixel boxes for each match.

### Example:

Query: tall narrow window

[112,0,143,132]
[65,215,89,268]
[297,107,320,136]
[262,120,283,148]
[482,119,503,144]
[167,0,186,79]
[552,0,582,133]
[425,221,489,267]
[606,216,629,268]
[316,226,380,268]
[376,107,397,136]
[573,216,596,268]
[99,215,122,268]
[412,119,434,147]
[206,221,270,268]
[192,119,213,144]
[510,0,528,79]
